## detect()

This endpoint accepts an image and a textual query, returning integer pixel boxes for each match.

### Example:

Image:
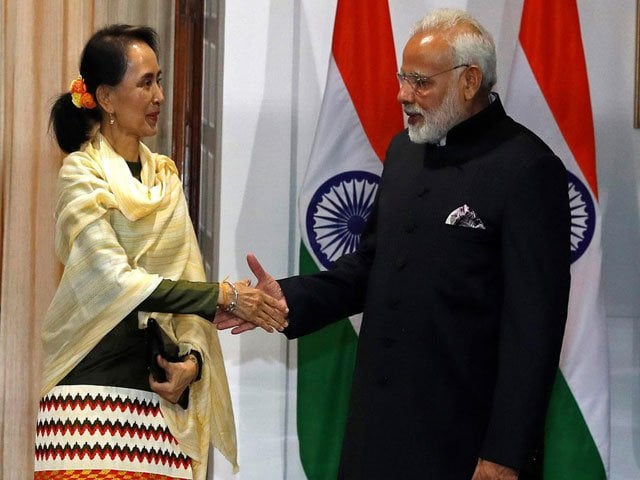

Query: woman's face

[107,42,164,140]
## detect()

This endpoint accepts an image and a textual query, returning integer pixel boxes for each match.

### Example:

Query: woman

[35,24,287,480]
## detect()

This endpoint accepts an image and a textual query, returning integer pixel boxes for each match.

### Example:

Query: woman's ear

[95,84,113,113]
[461,65,483,100]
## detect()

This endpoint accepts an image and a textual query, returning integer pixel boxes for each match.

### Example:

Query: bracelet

[223,280,238,313]
[184,353,200,382]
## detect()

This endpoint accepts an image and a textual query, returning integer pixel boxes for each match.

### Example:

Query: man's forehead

[408,22,475,48]
[415,33,436,47]
[403,32,451,67]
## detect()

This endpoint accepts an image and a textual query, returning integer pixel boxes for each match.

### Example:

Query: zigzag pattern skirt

[34,385,193,479]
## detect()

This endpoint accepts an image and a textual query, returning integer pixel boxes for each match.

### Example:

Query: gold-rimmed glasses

[397,64,469,96]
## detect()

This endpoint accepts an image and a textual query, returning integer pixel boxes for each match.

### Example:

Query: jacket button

[417,186,430,197]
[383,337,395,348]
[404,222,417,233]
[377,376,389,386]
[395,256,406,269]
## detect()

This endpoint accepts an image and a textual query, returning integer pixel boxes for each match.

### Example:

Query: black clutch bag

[146,317,181,382]
[146,318,189,408]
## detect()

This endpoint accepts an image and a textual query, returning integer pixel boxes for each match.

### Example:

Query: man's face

[397,32,467,144]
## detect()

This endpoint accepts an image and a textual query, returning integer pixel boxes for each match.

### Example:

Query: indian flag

[295,0,403,478]
[504,0,609,478]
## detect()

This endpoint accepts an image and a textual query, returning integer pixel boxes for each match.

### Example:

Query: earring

[109,113,115,125]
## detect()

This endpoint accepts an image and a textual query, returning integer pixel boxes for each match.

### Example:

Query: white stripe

[299,55,382,268]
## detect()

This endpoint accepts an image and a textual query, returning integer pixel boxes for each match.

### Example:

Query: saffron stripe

[332,0,403,161]
[519,0,598,197]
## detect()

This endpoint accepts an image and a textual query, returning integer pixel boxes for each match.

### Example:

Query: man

[217,8,570,480]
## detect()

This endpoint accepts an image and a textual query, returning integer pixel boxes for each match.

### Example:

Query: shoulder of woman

[138,140,179,176]
[60,149,105,177]
[57,151,110,197]
[153,153,179,176]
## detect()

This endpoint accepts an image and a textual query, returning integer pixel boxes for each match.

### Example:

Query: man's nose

[397,82,415,104]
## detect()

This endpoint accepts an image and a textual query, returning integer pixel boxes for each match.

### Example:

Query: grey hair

[411,8,497,91]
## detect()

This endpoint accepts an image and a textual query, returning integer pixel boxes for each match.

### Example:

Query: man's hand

[149,355,197,404]
[471,459,518,480]
[231,278,288,332]
[213,253,289,334]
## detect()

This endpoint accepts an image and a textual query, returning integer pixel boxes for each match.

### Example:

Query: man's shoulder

[492,116,559,162]
[389,128,410,145]
[386,129,422,157]
[490,120,568,189]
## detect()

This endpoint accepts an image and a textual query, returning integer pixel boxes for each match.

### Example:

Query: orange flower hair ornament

[69,75,97,109]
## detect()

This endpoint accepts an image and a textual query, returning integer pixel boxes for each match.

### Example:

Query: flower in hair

[69,75,97,109]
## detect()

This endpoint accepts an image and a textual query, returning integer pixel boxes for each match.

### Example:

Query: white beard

[406,81,467,144]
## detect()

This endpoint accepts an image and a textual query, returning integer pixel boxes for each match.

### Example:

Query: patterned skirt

[34,385,193,479]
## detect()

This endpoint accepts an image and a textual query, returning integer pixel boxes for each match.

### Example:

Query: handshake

[214,253,289,334]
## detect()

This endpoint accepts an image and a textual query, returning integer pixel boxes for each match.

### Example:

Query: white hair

[411,8,497,91]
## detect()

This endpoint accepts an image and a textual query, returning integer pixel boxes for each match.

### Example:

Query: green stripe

[544,370,606,479]
[297,244,358,480]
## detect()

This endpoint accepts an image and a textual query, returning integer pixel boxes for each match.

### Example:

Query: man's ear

[461,65,483,100]
[96,84,114,113]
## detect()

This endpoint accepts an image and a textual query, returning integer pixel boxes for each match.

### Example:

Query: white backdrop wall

[213,1,640,479]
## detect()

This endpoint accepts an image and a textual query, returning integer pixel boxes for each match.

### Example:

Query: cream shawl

[41,133,238,477]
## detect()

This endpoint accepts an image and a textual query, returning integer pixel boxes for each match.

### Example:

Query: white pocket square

[445,204,486,230]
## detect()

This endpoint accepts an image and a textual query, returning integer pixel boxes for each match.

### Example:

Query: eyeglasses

[397,64,469,96]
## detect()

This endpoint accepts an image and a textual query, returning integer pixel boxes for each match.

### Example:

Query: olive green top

[58,161,218,390]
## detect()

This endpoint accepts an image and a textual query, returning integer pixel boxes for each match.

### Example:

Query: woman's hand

[149,355,197,404]
[226,278,288,333]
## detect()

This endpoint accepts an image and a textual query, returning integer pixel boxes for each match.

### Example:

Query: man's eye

[414,79,428,89]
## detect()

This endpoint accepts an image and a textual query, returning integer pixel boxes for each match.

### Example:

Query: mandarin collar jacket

[280,94,571,479]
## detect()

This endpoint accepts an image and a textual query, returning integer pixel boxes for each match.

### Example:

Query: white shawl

[41,133,238,477]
